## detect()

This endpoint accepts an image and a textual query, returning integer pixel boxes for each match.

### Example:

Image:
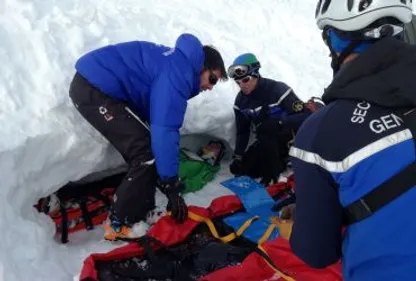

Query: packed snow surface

[4,0,413,280]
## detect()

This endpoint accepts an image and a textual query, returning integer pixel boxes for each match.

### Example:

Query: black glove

[157,177,188,224]
[229,155,244,175]
[260,175,278,187]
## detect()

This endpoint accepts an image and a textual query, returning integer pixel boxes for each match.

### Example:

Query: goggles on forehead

[227,62,260,79]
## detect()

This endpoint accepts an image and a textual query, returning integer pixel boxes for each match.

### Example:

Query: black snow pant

[69,73,157,224]
[241,119,293,182]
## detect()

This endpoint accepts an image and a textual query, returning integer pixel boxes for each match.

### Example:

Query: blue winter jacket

[75,34,204,180]
[289,38,416,280]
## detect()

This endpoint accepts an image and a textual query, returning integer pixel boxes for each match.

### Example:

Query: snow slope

[3,1,412,281]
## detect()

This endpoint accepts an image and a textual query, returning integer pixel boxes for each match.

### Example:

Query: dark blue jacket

[289,38,416,280]
[233,77,310,155]
[75,34,204,180]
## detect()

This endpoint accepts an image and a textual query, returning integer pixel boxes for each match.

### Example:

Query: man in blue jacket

[69,33,228,239]
[228,53,312,185]
[281,1,416,280]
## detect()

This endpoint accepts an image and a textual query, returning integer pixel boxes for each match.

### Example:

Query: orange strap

[187,211,258,243]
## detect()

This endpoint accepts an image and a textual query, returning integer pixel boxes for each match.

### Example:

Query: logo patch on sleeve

[292,101,304,112]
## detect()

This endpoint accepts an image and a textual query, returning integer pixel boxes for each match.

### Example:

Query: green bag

[179,140,226,193]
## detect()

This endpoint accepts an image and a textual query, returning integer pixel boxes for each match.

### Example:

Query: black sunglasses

[209,71,219,86]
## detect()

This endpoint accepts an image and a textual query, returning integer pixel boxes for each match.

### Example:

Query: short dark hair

[203,45,228,81]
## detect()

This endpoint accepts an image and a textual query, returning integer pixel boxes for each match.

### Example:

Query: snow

[2,1,414,280]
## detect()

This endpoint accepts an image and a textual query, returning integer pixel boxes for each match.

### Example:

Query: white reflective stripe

[233,88,293,114]
[404,108,416,115]
[124,106,150,131]
[289,129,413,173]
[142,159,155,165]
[274,88,293,107]
[252,88,293,113]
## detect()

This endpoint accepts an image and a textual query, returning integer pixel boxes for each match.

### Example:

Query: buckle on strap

[344,198,373,225]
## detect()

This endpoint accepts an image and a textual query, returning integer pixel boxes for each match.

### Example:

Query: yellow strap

[187,211,258,243]
[258,245,295,281]
[219,215,259,243]
[257,223,277,245]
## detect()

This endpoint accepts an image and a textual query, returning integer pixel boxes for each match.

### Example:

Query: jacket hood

[175,33,204,98]
[322,37,416,108]
[175,33,204,74]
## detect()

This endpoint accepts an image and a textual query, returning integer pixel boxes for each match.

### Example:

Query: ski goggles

[228,62,260,79]
[235,76,253,85]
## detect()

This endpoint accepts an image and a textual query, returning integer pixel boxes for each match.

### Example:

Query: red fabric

[266,175,295,197]
[79,179,343,281]
[208,195,243,216]
[200,238,342,281]
[262,239,341,281]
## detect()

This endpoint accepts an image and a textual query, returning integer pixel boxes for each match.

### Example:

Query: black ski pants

[69,73,157,224]
[242,119,292,182]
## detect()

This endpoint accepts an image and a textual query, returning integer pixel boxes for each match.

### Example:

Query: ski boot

[103,211,133,241]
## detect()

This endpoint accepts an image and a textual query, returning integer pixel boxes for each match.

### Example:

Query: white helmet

[316,0,413,32]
